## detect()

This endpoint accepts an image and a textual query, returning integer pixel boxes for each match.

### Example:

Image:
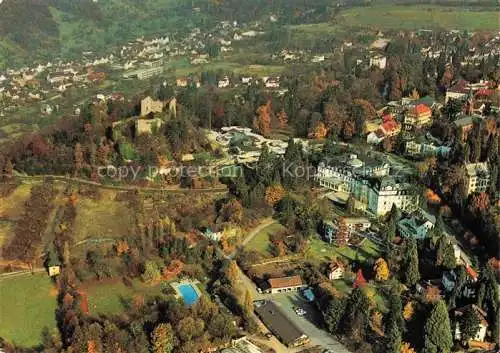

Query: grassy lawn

[339,5,499,30]
[0,183,34,251]
[332,278,352,295]
[287,23,341,43]
[0,222,13,253]
[0,183,32,220]
[308,236,380,263]
[0,273,57,347]
[245,223,285,256]
[83,279,163,316]
[73,190,135,242]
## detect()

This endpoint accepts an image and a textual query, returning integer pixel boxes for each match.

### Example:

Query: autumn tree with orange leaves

[265,184,286,206]
[278,109,288,129]
[253,100,272,136]
[400,342,417,353]
[469,192,490,214]
[323,102,346,136]
[309,120,328,139]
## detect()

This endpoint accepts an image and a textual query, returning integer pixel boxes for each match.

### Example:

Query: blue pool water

[178,284,200,306]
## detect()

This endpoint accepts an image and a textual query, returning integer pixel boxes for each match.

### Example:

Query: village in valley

[0,1,499,353]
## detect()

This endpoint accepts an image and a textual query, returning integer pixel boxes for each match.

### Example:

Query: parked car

[294,307,306,316]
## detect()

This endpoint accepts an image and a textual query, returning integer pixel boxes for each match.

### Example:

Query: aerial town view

[0,0,498,353]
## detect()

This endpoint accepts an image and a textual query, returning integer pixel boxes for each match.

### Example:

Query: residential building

[48,265,61,277]
[311,55,325,63]
[367,130,386,145]
[453,305,489,342]
[203,228,222,242]
[218,76,230,88]
[442,265,477,297]
[327,260,346,280]
[465,162,490,195]
[176,78,188,87]
[254,301,309,347]
[397,209,436,239]
[323,217,371,244]
[367,177,419,216]
[241,77,252,85]
[445,86,468,104]
[141,96,163,116]
[404,104,432,130]
[369,55,387,69]
[264,275,307,294]
[370,38,390,50]
[417,95,439,110]
[405,140,451,158]
[379,114,401,137]
[264,76,280,88]
[453,114,476,142]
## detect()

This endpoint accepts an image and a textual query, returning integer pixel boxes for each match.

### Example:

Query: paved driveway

[270,292,352,353]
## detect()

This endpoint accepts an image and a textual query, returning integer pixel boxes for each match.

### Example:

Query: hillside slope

[0,0,205,68]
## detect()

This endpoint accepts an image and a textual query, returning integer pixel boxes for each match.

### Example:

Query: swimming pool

[178,284,200,306]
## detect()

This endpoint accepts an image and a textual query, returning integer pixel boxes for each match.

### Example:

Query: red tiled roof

[465,264,478,280]
[330,260,345,272]
[382,120,399,133]
[268,275,303,289]
[475,89,494,97]
[411,104,431,115]
[382,114,394,123]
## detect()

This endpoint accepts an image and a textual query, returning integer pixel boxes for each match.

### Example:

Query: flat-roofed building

[254,301,309,347]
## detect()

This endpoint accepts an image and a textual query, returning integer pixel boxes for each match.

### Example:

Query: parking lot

[269,292,352,353]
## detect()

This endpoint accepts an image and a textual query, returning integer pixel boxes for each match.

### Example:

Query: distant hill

[0,0,206,68]
[0,0,497,69]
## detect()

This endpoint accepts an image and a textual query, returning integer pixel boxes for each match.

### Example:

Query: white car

[294,307,306,316]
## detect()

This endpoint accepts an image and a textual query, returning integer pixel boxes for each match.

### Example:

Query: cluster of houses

[0,17,273,121]
[366,95,439,146]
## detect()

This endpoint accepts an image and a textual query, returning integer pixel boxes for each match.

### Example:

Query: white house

[218,76,230,88]
[311,55,325,63]
[328,261,345,280]
[264,77,280,88]
[241,77,253,85]
[369,55,387,69]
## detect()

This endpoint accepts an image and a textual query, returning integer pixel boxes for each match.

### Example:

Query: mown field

[245,222,286,256]
[83,279,163,315]
[308,236,380,264]
[0,273,58,347]
[0,183,33,252]
[338,5,500,30]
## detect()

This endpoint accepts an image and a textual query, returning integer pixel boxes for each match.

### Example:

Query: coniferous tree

[458,307,481,342]
[423,300,453,353]
[324,296,346,334]
[343,288,370,341]
[404,238,420,286]
[386,320,402,353]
